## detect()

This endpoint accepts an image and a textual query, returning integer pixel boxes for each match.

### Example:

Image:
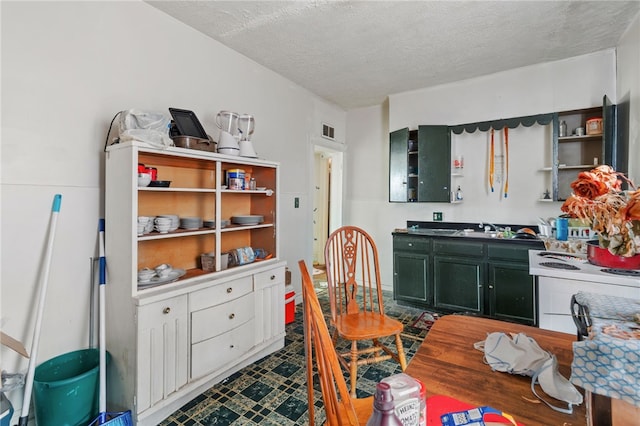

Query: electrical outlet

[433,212,443,221]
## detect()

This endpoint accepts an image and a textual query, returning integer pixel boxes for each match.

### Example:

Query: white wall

[1,1,344,413]
[346,51,621,288]
[617,12,640,183]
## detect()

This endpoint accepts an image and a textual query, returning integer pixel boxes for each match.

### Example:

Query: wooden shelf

[558,134,602,142]
[558,165,598,170]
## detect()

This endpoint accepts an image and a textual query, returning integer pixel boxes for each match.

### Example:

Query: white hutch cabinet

[105,141,285,425]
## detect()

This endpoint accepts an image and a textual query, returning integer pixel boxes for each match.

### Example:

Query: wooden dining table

[405,315,587,426]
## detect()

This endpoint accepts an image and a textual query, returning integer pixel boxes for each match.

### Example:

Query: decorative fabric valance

[450,113,554,135]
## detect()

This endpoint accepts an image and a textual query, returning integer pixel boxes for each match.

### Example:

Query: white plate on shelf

[137,268,186,288]
[256,187,267,191]
[231,215,264,225]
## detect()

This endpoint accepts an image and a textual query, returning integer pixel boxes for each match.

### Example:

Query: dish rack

[568,226,597,239]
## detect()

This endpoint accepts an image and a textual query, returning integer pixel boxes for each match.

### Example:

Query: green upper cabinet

[389,125,451,202]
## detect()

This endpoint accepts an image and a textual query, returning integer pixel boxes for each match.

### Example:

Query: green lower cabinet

[393,234,540,326]
[433,256,483,313]
[393,251,430,304]
[488,261,537,325]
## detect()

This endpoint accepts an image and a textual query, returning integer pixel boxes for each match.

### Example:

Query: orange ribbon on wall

[504,127,509,198]
[489,129,495,192]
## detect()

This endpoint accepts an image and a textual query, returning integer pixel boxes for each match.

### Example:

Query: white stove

[529,250,640,287]
[529,249,640,334]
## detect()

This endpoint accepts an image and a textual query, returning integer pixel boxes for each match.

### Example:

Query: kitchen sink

[408,228,461,236]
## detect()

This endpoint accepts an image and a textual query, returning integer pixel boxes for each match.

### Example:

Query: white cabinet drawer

[191,292,255,344]
[254,266,285,287]
[189,276,253,311]
[191,319,255,379]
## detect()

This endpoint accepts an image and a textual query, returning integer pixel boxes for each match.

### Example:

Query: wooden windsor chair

[323,226,407,397]
[299,260,373,426]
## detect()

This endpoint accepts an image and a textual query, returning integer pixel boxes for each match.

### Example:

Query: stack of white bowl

[157,214,179,231]
[144,216,155,234]
[179,217,203,230]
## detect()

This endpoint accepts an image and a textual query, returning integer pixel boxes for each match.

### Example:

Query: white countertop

[529,249,640,288]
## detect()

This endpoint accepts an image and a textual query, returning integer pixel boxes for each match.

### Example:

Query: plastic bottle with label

[366,382,403,426]
[455,186,463,201]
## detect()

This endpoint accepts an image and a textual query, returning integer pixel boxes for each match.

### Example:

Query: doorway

[312,146,343,266]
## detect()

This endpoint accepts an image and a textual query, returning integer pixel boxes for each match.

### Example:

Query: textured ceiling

[147,1,640,110]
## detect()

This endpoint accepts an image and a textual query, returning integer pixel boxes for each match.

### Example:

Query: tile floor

[159,283,430,425]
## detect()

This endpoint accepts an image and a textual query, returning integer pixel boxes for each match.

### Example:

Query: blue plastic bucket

[33,349,107,426]
[0,392,13,426]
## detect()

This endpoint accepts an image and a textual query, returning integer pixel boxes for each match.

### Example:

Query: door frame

[312,143,344,265]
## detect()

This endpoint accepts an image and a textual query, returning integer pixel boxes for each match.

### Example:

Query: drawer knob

[408,243,413,247]
[229,313,235,320]
[230,344,235,349]
[227,287,233,293]
[163,307,171,314]
[270,275,276,280]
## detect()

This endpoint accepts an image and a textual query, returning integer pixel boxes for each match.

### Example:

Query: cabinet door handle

[230,344,235,349]
[227,287,233,293]
[163,307,171,314]
[270,275,276,280]
[229,313,235,320]
[488,285,494,289]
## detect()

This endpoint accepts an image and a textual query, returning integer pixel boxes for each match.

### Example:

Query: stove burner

[600,268,640,277]
[539,261,580,270]
[538,252,585,262]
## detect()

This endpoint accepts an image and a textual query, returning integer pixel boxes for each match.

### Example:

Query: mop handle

[98,219,107,421]
[19,194,62,426]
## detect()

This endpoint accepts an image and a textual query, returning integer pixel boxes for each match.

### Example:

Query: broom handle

[98,219,107,422]
[19,194,62,426]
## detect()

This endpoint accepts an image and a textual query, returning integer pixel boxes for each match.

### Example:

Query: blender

[215,111,240,155]
[237,114,257,158]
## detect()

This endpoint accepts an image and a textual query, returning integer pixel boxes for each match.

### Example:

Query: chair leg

[349,340,359,397]
[331,328,339,346]
[395,334,407,371]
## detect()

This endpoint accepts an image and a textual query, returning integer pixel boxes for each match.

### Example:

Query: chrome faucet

[479,222,498,232]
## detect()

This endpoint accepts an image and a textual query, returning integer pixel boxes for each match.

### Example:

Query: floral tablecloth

[570,292,640,407]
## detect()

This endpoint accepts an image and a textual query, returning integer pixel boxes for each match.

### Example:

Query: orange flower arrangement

[561,166,640,256]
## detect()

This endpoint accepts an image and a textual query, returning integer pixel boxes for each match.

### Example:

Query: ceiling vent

[322,123,335,140]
